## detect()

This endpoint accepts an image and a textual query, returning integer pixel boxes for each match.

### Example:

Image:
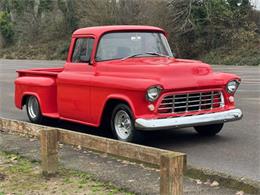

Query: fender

[20,92,43,110]
[15,76,56,87]
[15,77,57,115]
[97,94,137,126]
[105,94,136,114]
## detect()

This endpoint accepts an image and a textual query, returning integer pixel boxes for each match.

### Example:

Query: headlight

[146,86,162,102]
[226,80,240,94]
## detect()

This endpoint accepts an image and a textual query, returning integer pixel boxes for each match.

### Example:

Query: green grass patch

[0,151,132,195]
[201,37,260,66]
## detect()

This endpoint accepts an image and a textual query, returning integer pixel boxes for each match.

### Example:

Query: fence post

[40,128,59,175]
[160,152,186,195]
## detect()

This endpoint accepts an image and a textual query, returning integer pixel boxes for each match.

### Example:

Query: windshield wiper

[146,52,170,58]
[121,53,145,61]
[121,52,170,61]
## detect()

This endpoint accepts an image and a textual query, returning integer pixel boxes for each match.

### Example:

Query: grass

[0,39,70,60]
[201,37,260,66]
[0,151,133,195]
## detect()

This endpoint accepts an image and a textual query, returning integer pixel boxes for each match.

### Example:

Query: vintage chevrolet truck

[15,25,243,142]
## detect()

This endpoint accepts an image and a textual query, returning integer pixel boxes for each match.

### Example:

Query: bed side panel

[15,77,58,116]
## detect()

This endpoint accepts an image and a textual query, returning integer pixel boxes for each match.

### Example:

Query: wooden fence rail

[0,118,186,195]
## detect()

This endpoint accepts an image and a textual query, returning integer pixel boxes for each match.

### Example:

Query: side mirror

[79,55,90,63]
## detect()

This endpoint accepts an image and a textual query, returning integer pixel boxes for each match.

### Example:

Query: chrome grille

[158,91,224,114]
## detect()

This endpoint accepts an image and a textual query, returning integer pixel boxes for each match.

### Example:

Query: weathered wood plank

[40,128,59,175]
[0,117,41,138]
[160,153,186,195]
[58,129,184,166]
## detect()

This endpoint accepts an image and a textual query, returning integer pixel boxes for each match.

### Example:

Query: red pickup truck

[15,25,242,142]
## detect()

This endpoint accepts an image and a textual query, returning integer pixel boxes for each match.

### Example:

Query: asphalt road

[0,59,259,181]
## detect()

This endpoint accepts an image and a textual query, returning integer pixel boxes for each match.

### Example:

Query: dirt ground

[0,151,132,195]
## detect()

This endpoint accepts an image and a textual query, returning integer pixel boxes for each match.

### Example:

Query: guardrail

[0,118,186,195]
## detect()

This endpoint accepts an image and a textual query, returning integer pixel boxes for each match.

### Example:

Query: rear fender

[15,77,57,115]
[21,92,42,110]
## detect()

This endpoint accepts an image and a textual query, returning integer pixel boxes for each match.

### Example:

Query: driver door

[57,37,95,124]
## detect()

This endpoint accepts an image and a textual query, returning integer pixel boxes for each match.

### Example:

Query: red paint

[14,25,241,127]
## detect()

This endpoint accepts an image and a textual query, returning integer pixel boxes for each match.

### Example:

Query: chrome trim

[135,109,242,131]
[158,90,223,114]
[114,110,132,140]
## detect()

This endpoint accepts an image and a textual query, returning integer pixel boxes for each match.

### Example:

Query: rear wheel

[111,104,142,142]
[26,96,43,124]
[194,123,224,136]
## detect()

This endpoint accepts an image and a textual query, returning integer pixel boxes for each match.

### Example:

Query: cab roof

[72,25,166,37]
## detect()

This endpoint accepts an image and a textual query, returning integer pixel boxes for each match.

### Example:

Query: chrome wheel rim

[114,110,132,140]
[28,97,39,119]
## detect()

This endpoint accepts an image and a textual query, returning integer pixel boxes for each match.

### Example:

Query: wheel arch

[99,95,136,128]
[21,92,43,111]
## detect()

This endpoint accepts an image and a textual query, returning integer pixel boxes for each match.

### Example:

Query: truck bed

[15,67,63,117]
[17,67,64,77]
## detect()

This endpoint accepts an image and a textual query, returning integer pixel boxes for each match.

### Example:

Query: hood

[95,57,236,90]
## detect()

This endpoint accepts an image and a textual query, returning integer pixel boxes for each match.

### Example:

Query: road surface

[0,59,259,181]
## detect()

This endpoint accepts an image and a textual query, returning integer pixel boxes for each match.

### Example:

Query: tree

[58,0,79,34]
[0,11,14,46]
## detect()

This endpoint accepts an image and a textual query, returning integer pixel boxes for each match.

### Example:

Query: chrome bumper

[135,109,242,131]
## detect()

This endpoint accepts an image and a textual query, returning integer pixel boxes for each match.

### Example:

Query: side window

[72,38,94,63]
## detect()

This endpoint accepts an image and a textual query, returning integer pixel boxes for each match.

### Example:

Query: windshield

[96,32,173,61]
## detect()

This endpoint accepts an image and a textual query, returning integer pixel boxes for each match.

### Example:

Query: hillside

[0,0,259,66]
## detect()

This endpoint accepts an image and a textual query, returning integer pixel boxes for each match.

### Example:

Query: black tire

[194,123,224,136]
[26,96,43,124]
[111,104,142,142]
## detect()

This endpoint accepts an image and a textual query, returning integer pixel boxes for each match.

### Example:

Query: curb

[186,165,260,194]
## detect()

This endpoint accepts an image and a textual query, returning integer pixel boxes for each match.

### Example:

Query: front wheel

[26,96,43,124]
[111,104,142,142]
[194,123,224,136]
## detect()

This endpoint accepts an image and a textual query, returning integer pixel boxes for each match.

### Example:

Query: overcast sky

[251,0,260,10]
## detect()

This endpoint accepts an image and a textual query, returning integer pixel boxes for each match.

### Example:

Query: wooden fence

[0,118,186,195]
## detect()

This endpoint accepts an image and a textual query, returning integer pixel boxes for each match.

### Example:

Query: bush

[0,11,14,45]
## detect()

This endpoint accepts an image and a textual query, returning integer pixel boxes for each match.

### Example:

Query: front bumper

[135,109,242,131]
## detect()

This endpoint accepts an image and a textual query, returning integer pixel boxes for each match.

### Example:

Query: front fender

[105,94,136,115]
